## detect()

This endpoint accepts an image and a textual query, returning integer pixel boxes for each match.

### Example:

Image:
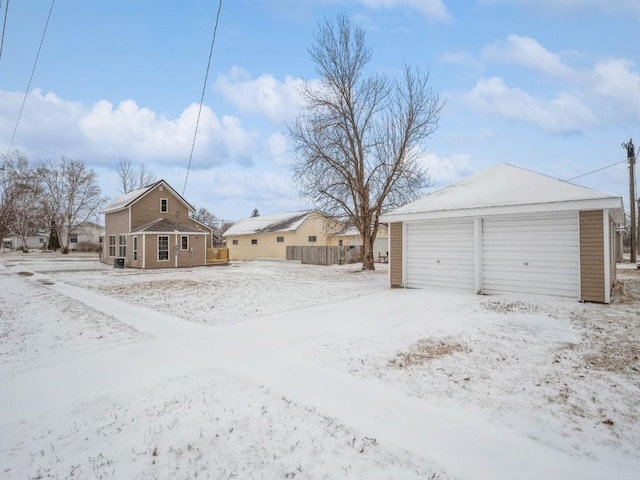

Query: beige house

[380,163,624,303]
[102,180,212,269]
[224,210,343,261]
[66,222,105,251]
[2,231,48,251]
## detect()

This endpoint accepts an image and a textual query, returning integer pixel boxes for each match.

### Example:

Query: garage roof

[381,163,624,223]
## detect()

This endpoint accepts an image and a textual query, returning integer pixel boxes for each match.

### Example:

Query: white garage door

[405,219,475,291]
[482,212,579,298]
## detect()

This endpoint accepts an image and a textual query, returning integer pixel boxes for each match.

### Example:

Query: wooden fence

[206,247,229,266]
[286,245,361,265]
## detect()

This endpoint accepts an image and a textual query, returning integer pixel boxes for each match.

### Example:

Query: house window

[133,236,138,261]
[338,239,343,246]
[70,234,78,243]
[181,235,188,250]
[308,235,317,243]
[160,198,168,213]
[99,237,103,243]
[158,236,169,261]
[251,239,258,245]
[39,238,45,244]
[276,236,284,243]
[118,235,127,257]
[109,235,116,257]
[232,239,238,245]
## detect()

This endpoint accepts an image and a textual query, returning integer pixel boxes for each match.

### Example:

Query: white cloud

[0,90,259,168]
[265,132,290,167]
[420,152,474,185]
[588,58,640,118]
[465,77,597,134]
[214,66,304,124]
[0,88,299,219]
[183,165,305,220]
[483,35,579,81]
[357,0,452,22]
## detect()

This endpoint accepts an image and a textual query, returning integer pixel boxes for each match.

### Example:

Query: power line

[0,0,10,62]
[6,0,55,155]
[565,161,625,182]
[183,0,223,196]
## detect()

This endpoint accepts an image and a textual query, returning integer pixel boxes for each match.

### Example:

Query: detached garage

[381,164,624,303]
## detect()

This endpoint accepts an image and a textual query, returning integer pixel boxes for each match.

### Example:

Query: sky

[0,0,639,223]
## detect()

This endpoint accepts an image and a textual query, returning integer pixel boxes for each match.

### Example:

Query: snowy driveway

[1,254,639,479]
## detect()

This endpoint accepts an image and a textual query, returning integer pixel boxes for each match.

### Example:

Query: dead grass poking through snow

[389,338,466,369]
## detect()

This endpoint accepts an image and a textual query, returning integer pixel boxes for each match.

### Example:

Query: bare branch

[288,15,443,270]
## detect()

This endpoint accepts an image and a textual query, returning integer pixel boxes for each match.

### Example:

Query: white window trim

[158,235,169,261]
[181,235,189,250]
[118,234,127,257]
[108,235,116,257]
[160,198,168,213]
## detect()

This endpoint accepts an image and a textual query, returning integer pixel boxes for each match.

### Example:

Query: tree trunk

[362,228,375,270]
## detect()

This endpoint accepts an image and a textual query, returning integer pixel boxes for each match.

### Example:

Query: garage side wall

[579,210,605,303]
[389,222,403,287]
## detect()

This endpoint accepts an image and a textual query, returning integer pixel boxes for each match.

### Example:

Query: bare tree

[220,221,234,235]
[0,150,43,250]
[251,208,260,217]
[38,157,106,253]
[288,15,444,270]
[117,158,156,193]
[192,206,217,228]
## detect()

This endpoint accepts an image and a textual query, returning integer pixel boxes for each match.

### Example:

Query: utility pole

[624,139,636,263]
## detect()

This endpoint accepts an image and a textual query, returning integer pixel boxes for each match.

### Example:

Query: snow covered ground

[1,252,639,479]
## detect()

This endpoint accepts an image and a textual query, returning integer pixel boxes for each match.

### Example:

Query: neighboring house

[223,210,343,261]
[2,231,48,251]
[380,163,624,303]
[65,222,105,251]
[101,180,212,269]
[327,224,389,260]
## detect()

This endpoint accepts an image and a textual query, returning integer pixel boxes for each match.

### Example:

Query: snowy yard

[1,252,639,479]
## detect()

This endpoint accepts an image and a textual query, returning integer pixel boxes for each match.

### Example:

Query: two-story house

[102,180,212,269]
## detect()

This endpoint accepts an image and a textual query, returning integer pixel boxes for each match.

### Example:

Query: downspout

[174,234,178,268]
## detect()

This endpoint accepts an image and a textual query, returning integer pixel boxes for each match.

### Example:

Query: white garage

[382,164,624,303]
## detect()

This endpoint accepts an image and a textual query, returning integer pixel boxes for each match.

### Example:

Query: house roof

[223,210,316,236]
[331,226,360,237]
[102,180,195,214]
[381,163,624,223]
[132,218,208,234]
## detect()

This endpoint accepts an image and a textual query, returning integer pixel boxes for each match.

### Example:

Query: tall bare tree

[192,206,217,228]
[0,150,43,250]
[288,15,444,270]
[38,157,105,253]
[117,158,156,193]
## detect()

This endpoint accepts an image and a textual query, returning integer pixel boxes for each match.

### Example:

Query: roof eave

[380,197,625,224]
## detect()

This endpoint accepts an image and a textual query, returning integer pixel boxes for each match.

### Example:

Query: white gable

[382,163,624,222]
